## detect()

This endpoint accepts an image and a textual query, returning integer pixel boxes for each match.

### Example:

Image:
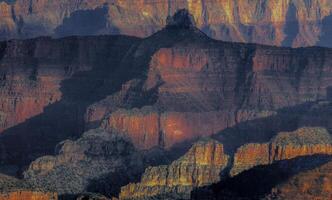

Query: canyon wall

[1,11,332,167]
[0,35,140,167]
[101,22,332,150]
[231,127,332,175]
[1,0,332,47]
[119,127,332,199]
[120,139,229,200]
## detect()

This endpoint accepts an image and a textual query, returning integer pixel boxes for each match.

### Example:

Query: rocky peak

[166,9,196,29]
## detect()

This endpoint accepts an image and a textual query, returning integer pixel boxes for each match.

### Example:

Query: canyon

[1,0,332,47]
[119,127,332,199]
[0,8,331,200]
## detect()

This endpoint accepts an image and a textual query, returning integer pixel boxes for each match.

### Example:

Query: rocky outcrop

[231,127,332,176]
[24,128,144,197]
[0,35,140,168]
[120,127,332,199]
[119,139,229,200]
[0,191,57,200]
[191,155,332,200]
[1,0,332,47]
[265,160,332,200]
[0,172,57,200]
[1,9,332,168]
[101,18,332,150]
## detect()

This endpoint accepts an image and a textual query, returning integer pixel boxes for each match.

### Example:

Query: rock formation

[0,172,57,200]
[265,159,332,200]
[1,9,332,170]
[0,7,330,200]
[24,128,144,197]
[0,191,57,200]
[120,127,332,200]
[119,139,229,200]
[0,35,140,168]
[191,155,332,200]
[1,0,332,47]
[101,14,332,150]
[231,127,332,175]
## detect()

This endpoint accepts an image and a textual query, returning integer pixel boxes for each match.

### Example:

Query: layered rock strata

[120,127,332,199]
[1,0,332,47]
[100,18,332,150]
[119,139,229,200]
[231,127,332,175]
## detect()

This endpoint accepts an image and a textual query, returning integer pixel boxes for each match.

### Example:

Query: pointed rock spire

[166,9,196,29]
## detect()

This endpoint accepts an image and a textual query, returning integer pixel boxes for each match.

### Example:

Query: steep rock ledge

[119,127,332,199]
[119,139,229,200]
[231,127,332,176]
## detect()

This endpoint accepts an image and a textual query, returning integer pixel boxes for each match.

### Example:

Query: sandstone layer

[0,9,332,172]
[120,127,332,200]
[231,127,332,175]
[100,15,332,150]
[1,0,332,47]
[119,139,229,200]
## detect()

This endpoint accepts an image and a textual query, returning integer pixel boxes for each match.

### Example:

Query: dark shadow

[0,20,209,180]
[282,2,299,46]
[328,86,332,100]
[317,14,332,47]
[84,169,139,199]
[0,35,142,175]
[191,155,332,200]
[54,6,117,38]
[213,102,315,156]
[0,41,6,60]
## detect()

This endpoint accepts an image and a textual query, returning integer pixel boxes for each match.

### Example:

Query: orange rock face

[104,109,234,149]
[0,191,57,200]
[119,139,229,199]
[231,127,332,175]
[102,31,332,150]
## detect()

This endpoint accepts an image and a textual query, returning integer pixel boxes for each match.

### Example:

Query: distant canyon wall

[1,0,332,47]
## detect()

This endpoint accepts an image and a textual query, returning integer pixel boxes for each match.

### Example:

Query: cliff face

[191,155,332,200]
[0,35,138,133]
[1,10,332,168]
[119,127,332,199]
[0,35,140,167]
[119,139,229,200]
[101,23,332,150]
[1,0,332,47]
[231,127,332,176]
